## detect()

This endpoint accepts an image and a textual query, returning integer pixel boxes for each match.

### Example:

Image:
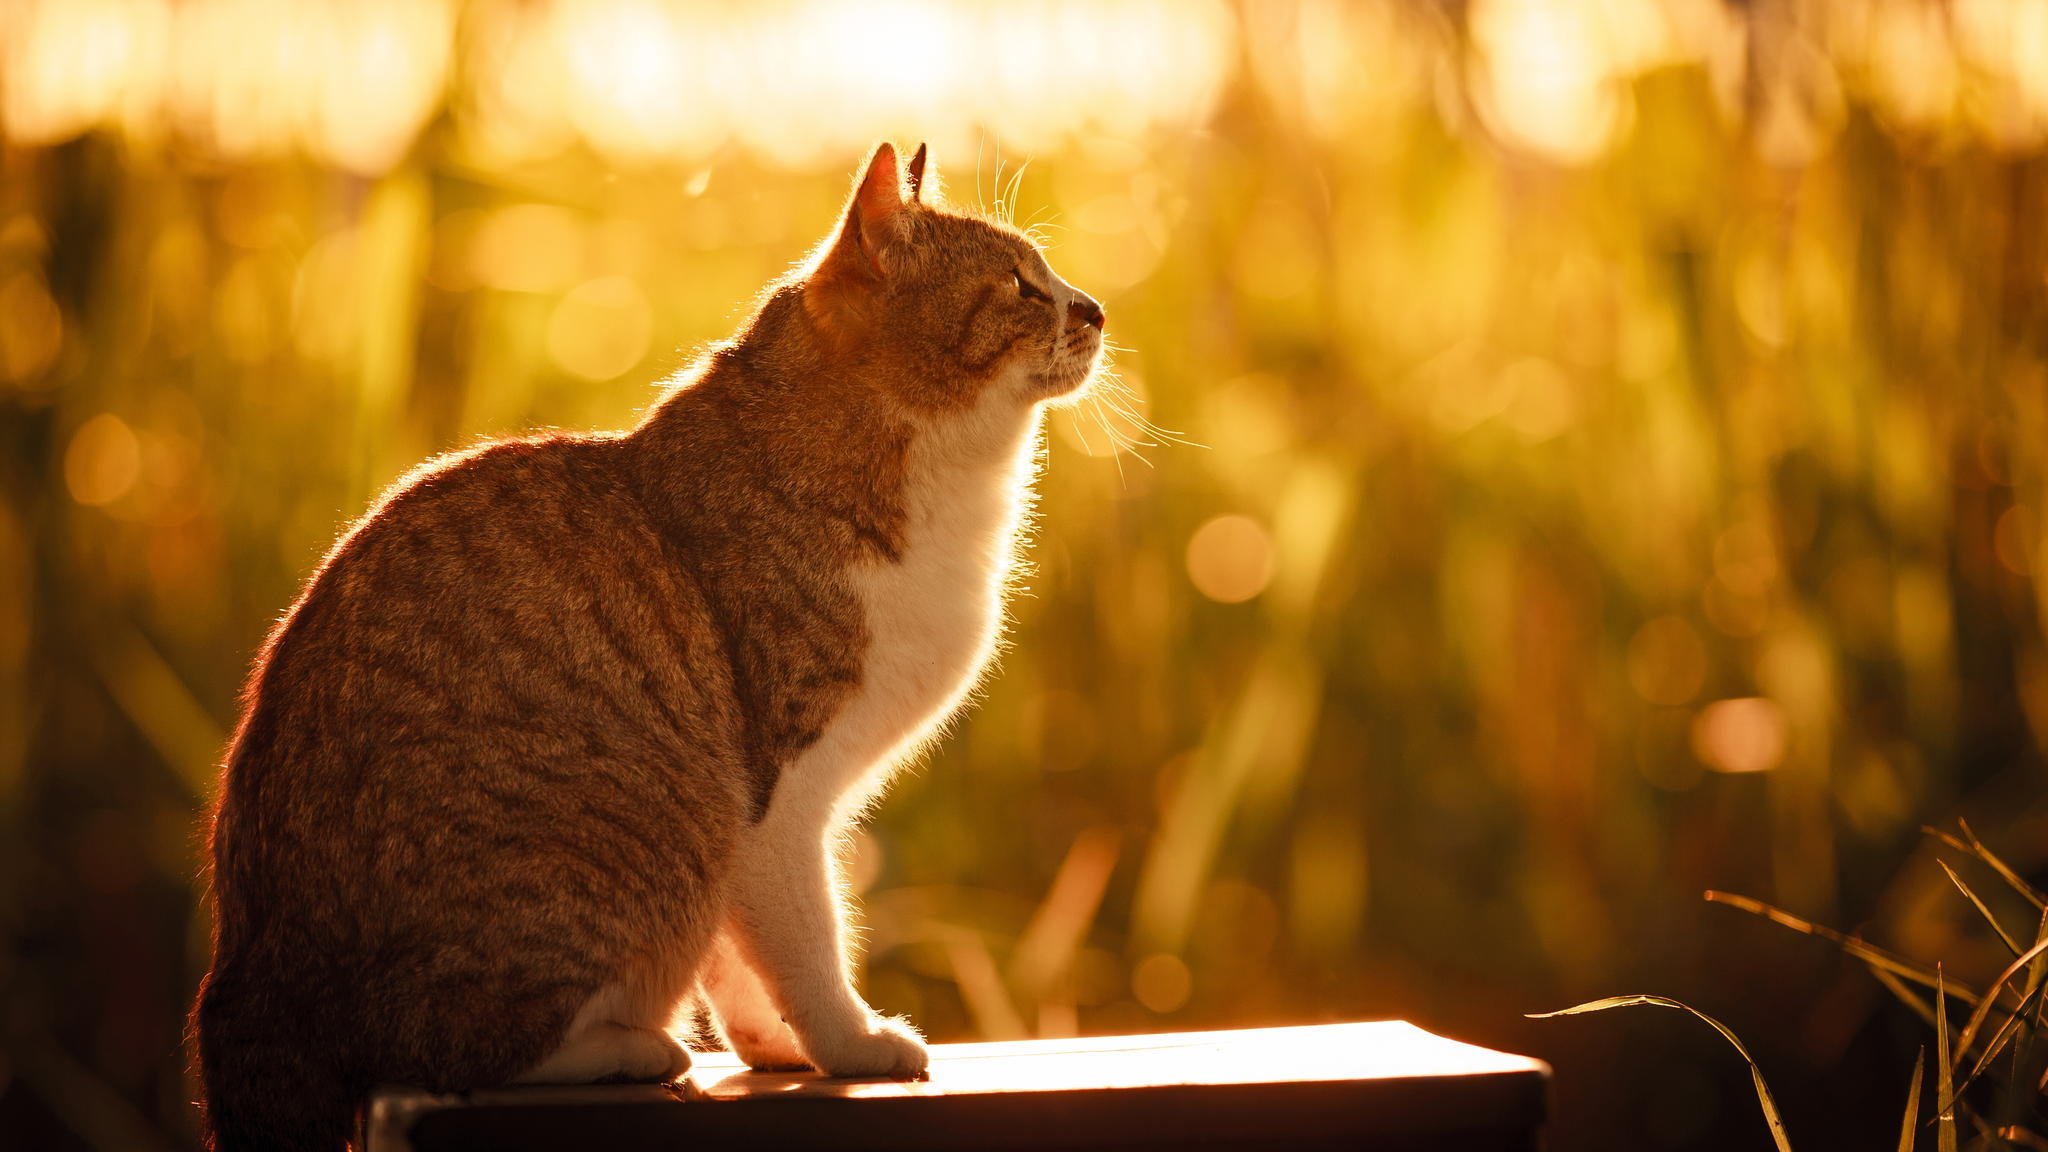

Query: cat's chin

[1025,361,1100,404]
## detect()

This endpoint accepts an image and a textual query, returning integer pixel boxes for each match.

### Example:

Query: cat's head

[803,142,1105,412]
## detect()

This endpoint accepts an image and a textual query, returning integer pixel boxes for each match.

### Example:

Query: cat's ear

[907,143,931,203]
[840,142,912,279]
[804,143,913,334]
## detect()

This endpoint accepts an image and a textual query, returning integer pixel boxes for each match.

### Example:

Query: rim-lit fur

[193,142,1102,1151]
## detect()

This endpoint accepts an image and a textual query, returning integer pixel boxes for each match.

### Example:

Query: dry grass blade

[1871,924,2035,1079]
[1937,970,1957,1152]
[1952,820,2047,910]
[1529,995,1792,1152]
[1949,936,2048,1077]
[1939,860,2026,956]
[2026,907,2048,1002]
[1949,969,2048,1106]
[1925,825,1974,854]
[2026,907,2048,1067]
[2000,1127,2048,1151]
[1706,891,1993,1008]
[1874,965,1942,1031]
[1955,1102,1998,1147]
[1898,1046,1925,1152]
[1951,985,2040,1105]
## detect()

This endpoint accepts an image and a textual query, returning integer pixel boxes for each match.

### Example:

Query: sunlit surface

[684,1022,1543,1098]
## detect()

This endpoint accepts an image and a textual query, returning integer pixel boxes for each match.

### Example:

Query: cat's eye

[1012,269,1050,303]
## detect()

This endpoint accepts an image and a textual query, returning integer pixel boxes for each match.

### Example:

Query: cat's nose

[1068,296,1105,332]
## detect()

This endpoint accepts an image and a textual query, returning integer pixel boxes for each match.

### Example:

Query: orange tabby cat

[193,142,1104,1151]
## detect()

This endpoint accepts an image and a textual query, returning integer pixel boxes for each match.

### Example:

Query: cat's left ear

[907,143,932,203]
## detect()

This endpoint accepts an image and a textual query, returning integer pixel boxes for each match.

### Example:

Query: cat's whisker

[1000,159,1032,228]
[991,141,1014,223]
[1063,399,1103,457]
[1018,208,1063,248]
[1112,403,1199,449]
[1093,396,1192,459]
[1074,372,1157,462]
[1105,419,1161,473]
[1087,395,1132,486]
[990,136,1004,222]
[973,132,988,217]
[1088,339,1204,451]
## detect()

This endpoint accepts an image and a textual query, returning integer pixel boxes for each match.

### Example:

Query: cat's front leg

[699,928,808,1071]
[724,810,928,1080]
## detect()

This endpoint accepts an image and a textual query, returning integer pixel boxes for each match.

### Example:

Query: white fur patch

[789,391,1041,824]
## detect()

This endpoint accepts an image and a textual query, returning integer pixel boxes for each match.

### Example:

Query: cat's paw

[725,1023,810,1073]
[518,1023,691,1086]
[645,1032,695,1083]
[804,1017,929,1080]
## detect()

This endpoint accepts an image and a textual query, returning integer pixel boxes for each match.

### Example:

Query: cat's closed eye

[1012,268,1050,303]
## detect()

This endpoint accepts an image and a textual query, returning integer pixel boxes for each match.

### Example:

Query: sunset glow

[12,3,2048,1149]
[2,0,1234,169]
[10,0,2048,171]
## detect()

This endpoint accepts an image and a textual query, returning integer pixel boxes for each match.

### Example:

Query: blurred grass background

[4,0,2048,1148]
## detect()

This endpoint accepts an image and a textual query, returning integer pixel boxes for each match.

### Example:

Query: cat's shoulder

[373,432,639,524]
[386,431,609,504]
[320,432,636,572]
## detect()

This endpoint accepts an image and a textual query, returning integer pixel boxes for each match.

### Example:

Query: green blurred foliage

[3,2,2048,1149]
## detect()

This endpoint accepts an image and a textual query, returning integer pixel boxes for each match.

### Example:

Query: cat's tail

[195,963,359,1152]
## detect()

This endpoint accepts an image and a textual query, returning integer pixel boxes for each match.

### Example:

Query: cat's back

[201,433,755,1127]
[219,432,748,888]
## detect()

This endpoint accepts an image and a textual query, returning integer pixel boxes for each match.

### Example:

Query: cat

[192,141,1105,1152]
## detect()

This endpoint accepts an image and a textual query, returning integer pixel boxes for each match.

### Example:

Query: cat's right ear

[837,142,911,279]
[805,143,913,336]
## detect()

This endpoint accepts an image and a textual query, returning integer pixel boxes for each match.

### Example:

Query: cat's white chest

[863,460,1016,713]
[787,408,1039,814]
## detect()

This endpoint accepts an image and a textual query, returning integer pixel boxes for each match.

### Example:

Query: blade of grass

[1950,973,2048,1102]
[1874,965,1942,1031]
[1949,936,2048,1076]
[1706,891,1996,1008]
[2000,1127,2048,1151]
[1938,970,1957,1152]
[1954,820,2047,910]
[1898,1046,1924,1152]
[1939,860,2025,956]
[1925,826,1972,854]
[2019,907,2048,1100]
[1877,960,2033,1077]
[1529,995,1792,1152]
[1954,1102,1996,1146]
[2024,906,2048,1003]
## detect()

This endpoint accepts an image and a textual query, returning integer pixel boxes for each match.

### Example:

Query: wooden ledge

[366,1020,1549,1151]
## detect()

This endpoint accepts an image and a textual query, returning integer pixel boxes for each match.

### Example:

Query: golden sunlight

[16,4,2048,1150]
[3,0,1233,170]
